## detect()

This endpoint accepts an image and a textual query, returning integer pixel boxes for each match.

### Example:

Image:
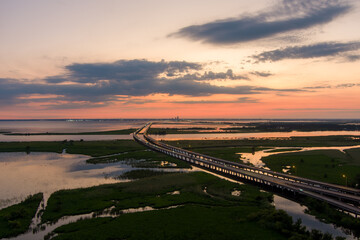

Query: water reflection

[191,167,356,239]
[0,152,129,209]
[273,195,355,239]
[8,204,184,240]
[0,120,146,134]
[238,145,360,167]
[0,134,133,142]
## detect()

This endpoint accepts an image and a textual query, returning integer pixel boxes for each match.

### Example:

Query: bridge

[133,122,360,217]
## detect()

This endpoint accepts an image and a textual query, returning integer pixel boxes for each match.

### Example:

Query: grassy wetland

[149,121,360,135]
[43,172,345,240]
[1,127,360,239]
[164,137,360,187]
[0,140,190,169]
[0,193,43,238]
[162,137,360,237]
[0,140,145,156]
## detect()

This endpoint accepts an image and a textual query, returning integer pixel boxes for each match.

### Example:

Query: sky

[1,0,360,119]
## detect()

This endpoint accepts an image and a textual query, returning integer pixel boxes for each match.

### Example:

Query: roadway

[133,122,360,217]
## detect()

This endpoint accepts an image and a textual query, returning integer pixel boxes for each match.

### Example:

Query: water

[194,167,356,239]
[0,119,146,142]
[8,204,184,240]
[0,152,131,209]
[1,153,356,239]
[0,119,146,134]
[1,120,359,142]
[152,131,360,141]
[273,195,355,239]
[1,119,359,239]
[0,134,133,142]
[0,149,193,240]
[238,145,360,167]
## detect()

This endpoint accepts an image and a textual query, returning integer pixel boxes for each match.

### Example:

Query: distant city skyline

[1,0,360,119]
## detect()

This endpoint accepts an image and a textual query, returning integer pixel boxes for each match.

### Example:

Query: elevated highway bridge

[133,122,360,217]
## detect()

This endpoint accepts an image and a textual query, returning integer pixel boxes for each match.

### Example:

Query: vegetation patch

[52,205,289,240]
[0,140,146,157]
[150,121,360,135]
[148,127,217,135]
[117,170,175,180]
[165,136,360,149]
[262,150,360,187]
[42,172,271,223]
[87,149,190,168]
[44,172,345,240]
[265,148,303,153]
[0,193,43,238]
[190,146,265,164]
[302,197,360,238]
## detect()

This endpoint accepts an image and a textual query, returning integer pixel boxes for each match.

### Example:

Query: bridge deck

[133,123,360,217]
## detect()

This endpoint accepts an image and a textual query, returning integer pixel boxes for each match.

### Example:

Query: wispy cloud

[303,83,360,90]
[170,0,352,45]
[252,41,360,62]
[250,71,273,77]
[169,97,258,104]
[345,54,360,62]
[274,108,360,111]
[169,69,249,81]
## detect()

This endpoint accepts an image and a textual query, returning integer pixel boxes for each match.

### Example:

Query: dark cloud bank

[0,59,296,109]
[170,0,352,45]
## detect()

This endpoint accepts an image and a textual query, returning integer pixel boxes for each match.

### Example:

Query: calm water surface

[273,195,355,239]
[1,120,359,239]
[0,120,146,134]
[0,134,133,142]
[0,120,145,141]
[0,152,131,209]
[1,153,357,240]
[194,167,356,239]
[238,145,360,167]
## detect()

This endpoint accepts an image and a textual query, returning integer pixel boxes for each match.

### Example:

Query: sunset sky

[1,0,360,119]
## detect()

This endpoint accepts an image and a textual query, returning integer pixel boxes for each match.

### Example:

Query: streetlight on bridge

[342,174,348,187]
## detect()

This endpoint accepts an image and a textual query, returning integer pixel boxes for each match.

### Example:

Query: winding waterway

[238,145,360,168]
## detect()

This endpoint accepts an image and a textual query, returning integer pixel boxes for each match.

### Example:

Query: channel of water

[238,145,360,168]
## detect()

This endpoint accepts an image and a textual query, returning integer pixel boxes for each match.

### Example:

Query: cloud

[345,54,360,62]
[169,97,258,104]
[252,41,360,62]
[0,59,304,109]
[44,59,260,98]
[41,102,110,110]
[170,0,352,45]
[163,69,249,81]
[250,71,273,77]
[336,83,360,88]
[274,108,360,111]
[303,82,360,90]
[46,59,202,84]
